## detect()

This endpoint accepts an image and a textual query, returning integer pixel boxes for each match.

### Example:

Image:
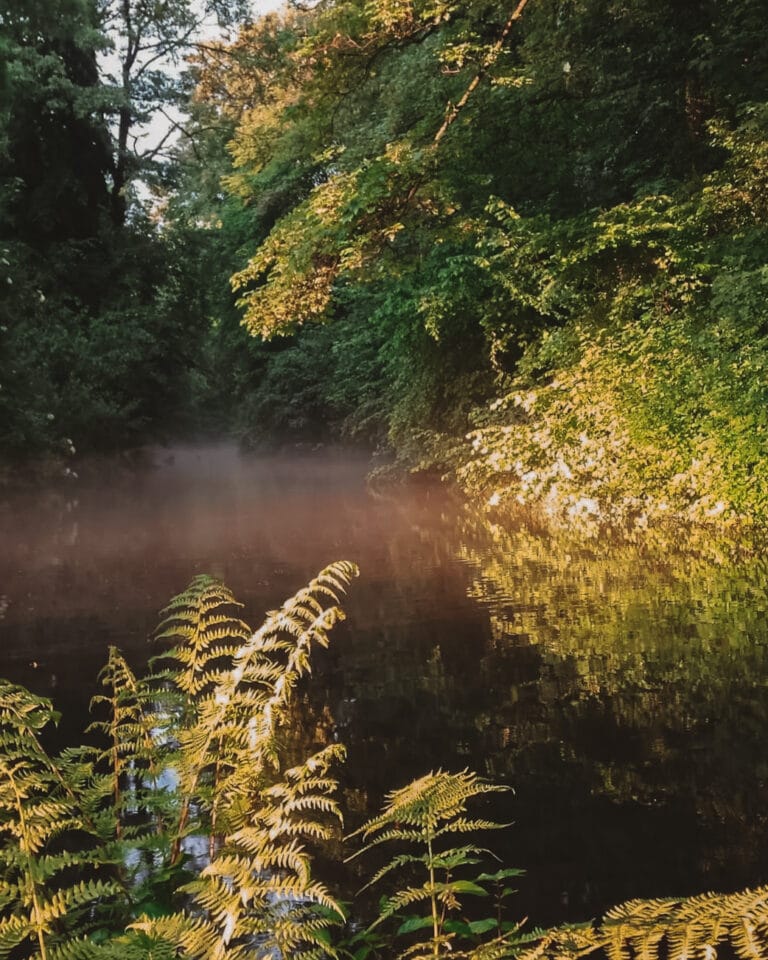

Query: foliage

[4,563,768,957]
[9,0,768,515]
[348,769,522,959]
[460,106,768,525]
[0,223,216,458]
[180,0,528,457]
[0,681,119,959]
[173,0,768,513]
[97,0,249,224]
[0,562,358,958]
[0,0,255,464]
[518,885,768,960]
[0,0,226,462]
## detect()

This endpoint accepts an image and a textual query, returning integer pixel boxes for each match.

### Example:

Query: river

[1,442,768,926]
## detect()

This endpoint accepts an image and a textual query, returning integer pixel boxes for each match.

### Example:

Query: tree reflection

[311,514,768,925]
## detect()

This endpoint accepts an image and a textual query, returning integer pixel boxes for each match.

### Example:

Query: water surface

[1,443,767,925]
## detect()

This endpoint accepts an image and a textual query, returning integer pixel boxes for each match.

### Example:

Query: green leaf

[445,880,488,896]
[476,868,526,882]
[397,915,435,935]
[468,918,500,934]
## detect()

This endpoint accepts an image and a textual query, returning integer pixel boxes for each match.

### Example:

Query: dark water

[2,443,768,926]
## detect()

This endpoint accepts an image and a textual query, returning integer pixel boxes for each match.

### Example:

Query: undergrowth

[1,564,767,958]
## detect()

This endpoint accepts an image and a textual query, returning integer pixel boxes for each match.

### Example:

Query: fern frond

[47,937,104,960]
[352,770,510,842]
[0,683,123,960]
[359,852,429,892]
[87,647,166,846]
[372,884,437,926]
[183,737,347,957]
[346,827,427,858]
[517,886,768,960]
[433,818,510,838]
[166,562,357,864]
[129,912,239,960]
[0,565,358,959]
[152,574,252,710]
[351,769,514,958]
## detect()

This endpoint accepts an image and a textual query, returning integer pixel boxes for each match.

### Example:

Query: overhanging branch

[433,0,531,146]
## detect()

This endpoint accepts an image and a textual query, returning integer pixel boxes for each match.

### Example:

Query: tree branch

[433,0,531,146]
[134,109,183,160]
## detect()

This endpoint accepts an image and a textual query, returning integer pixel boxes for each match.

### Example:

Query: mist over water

[0,443,470,668]
[2,442,768,925]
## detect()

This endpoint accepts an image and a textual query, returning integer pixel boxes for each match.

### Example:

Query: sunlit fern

[348,769,514,959]
[161,561,358,864]
[0,681,119,960]
[148,575,253,864]
[114,562,359,958]
[0,563,357,960]
[152,575,253,709]
[133,742,348,959]
[517,886,768,960]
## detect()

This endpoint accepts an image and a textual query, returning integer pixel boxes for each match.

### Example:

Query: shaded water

[1,443,768,925]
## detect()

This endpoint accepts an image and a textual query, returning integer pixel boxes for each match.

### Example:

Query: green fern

[85,929,180,960]
[348,769,513,959]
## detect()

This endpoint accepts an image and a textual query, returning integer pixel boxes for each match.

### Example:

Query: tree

[0,0,113,243]
[0,0,114,454]
[97,0,250,224]
[0,0,225,458]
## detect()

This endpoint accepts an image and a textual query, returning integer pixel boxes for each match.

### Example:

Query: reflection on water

[1,443,768,925]
[445,521,768,920]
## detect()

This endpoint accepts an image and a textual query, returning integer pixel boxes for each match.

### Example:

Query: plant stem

[427,832,439,958]
[7,765,48,960]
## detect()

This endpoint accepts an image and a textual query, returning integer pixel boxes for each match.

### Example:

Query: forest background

[2,0,768,525]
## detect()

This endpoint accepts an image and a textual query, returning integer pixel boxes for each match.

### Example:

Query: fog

[0,442,475,695]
